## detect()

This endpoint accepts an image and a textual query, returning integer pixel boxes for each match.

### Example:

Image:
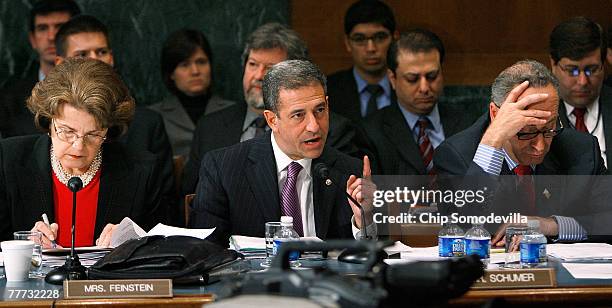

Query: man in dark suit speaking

[190,60,375,246]
[434,60,609,244]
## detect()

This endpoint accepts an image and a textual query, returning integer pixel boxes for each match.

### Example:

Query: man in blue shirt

[434,60,609,244]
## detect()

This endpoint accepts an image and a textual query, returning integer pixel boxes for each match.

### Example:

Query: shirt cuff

[351,215,377,240]
[552,215,587,242]
[473,143,505,175]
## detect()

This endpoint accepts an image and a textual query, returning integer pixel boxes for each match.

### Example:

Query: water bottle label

[539,244,547,263]
[273,239,299,261]
[465,238,490,259]
[520,243,543,264]
[438,237,465,257]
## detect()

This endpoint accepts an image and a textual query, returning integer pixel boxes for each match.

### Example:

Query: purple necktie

[281,161,303,236]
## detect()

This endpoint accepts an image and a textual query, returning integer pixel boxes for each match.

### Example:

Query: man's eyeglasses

[349,32,391,46]
[558,64,603,77]
[516,121,564,140]
[53,120,107,145]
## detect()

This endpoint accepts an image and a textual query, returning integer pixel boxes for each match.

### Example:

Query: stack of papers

[111,217,215,247]
[547,243,612,261]
[43,247,111,267]
[229,236,267,259]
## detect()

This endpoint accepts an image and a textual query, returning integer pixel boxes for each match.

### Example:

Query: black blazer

[182,103,360,195]
[0,71,38,138]
[359,103,475,175]
[0,135,172,242]
[433,113,611,239]
[327,68,396,123]
[558,84,612,167]
[189,132,362,246]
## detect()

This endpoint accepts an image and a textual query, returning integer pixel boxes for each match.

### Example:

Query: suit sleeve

[327,113,359,157]
[0,142,12,241]
[188,151,230,247]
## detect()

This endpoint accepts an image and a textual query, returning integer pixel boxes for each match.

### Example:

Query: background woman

[149,29,234,160]
[0,58,169,248]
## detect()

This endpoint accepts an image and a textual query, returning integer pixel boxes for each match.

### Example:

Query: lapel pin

[325,179,332,186]
[542,188,551,199]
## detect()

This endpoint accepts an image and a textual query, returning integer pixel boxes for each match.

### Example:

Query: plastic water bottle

[520,220,547,267]
[273,216,301,266]
[464,223,490,264]
[438,222,465,257]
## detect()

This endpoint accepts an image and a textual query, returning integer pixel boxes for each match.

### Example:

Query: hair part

[161,28,213,95]
[29,0,80,32]
[241,23,309,67]
[549,16,607,64]
[491,60,559,107]
[262,60,327,114]
[27,57,135,140]
[344,0,396,35]
[387,28,445,73]
[55,15,109,58]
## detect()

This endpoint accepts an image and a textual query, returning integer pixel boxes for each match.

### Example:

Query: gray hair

[491,60,559,107]
[241,23,309,66]
[263,60,326,114]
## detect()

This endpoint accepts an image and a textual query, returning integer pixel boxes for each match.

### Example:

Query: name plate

[64,279,173,299]
[471,268,556,289]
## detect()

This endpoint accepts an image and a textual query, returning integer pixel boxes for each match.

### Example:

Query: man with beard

[182,23,358,195]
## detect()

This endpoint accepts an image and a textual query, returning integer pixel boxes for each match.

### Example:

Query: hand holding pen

[31,213,61,249]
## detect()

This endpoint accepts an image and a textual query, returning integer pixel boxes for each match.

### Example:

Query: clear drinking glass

[13,231,44,278]
[503,226,528,269]
[260,222,282,267]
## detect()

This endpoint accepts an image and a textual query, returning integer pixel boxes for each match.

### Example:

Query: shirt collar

[563,96,600,120]
[352,67,391,97]
[271,133,312,176]
[242,106,263,131]
[38,69,46,82]
[397,103,443,132]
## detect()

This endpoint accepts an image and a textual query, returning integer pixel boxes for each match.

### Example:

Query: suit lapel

[22,136,54,221]
[599,86,612,166]
[95,144,131,237]
[384,105,426,174]
[225,103,248,142]
[312,147,339,239]
[159,96,195,132]
[245,134,280,223]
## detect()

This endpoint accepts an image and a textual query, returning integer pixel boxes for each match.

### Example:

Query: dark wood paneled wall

[292,0,611,86]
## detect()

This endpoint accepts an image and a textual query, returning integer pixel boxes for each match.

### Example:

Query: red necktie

[417,118,435,175]
[514,165,535,215]
[572,108,588,133]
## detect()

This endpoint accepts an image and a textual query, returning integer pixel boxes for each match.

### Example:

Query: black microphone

[45,177,87,284]
[313,163,369,240]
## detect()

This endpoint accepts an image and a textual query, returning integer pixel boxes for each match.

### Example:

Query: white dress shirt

[564,99,607,167]
[271,134,374,239]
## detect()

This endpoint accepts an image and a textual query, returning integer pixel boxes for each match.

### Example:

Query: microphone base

[45,255,87,285]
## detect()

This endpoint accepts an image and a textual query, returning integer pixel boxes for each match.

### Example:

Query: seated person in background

[189,60,375,246]
[0,0,80,138]
[360,29,475,175]
[0,58,168,248]
[149,29,234,160]
[434,60,608,244]
[182,23,358,196]
[327,0,398,122]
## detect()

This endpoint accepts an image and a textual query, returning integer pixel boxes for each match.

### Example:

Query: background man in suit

[434,60,608,244]
[0,0,80,137]
[549,17,610,168]
[190,60,375,246]
[327,0,398,122]
[360,29,474,175]
[182,23,358,196]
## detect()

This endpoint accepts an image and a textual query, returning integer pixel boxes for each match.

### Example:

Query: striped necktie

[417,117,434,174]
[281,161,303,236]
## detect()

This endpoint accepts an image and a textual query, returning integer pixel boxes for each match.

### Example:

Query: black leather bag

[88,235,240,284]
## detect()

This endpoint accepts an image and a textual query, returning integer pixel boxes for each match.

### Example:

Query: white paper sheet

[547,243,612,261]
[110,217,215,248]
[562,263,612,279]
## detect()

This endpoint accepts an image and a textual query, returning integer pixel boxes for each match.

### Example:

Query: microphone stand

[45,177,87,285]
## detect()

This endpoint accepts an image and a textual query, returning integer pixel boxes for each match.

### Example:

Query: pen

[41,213,58,249]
